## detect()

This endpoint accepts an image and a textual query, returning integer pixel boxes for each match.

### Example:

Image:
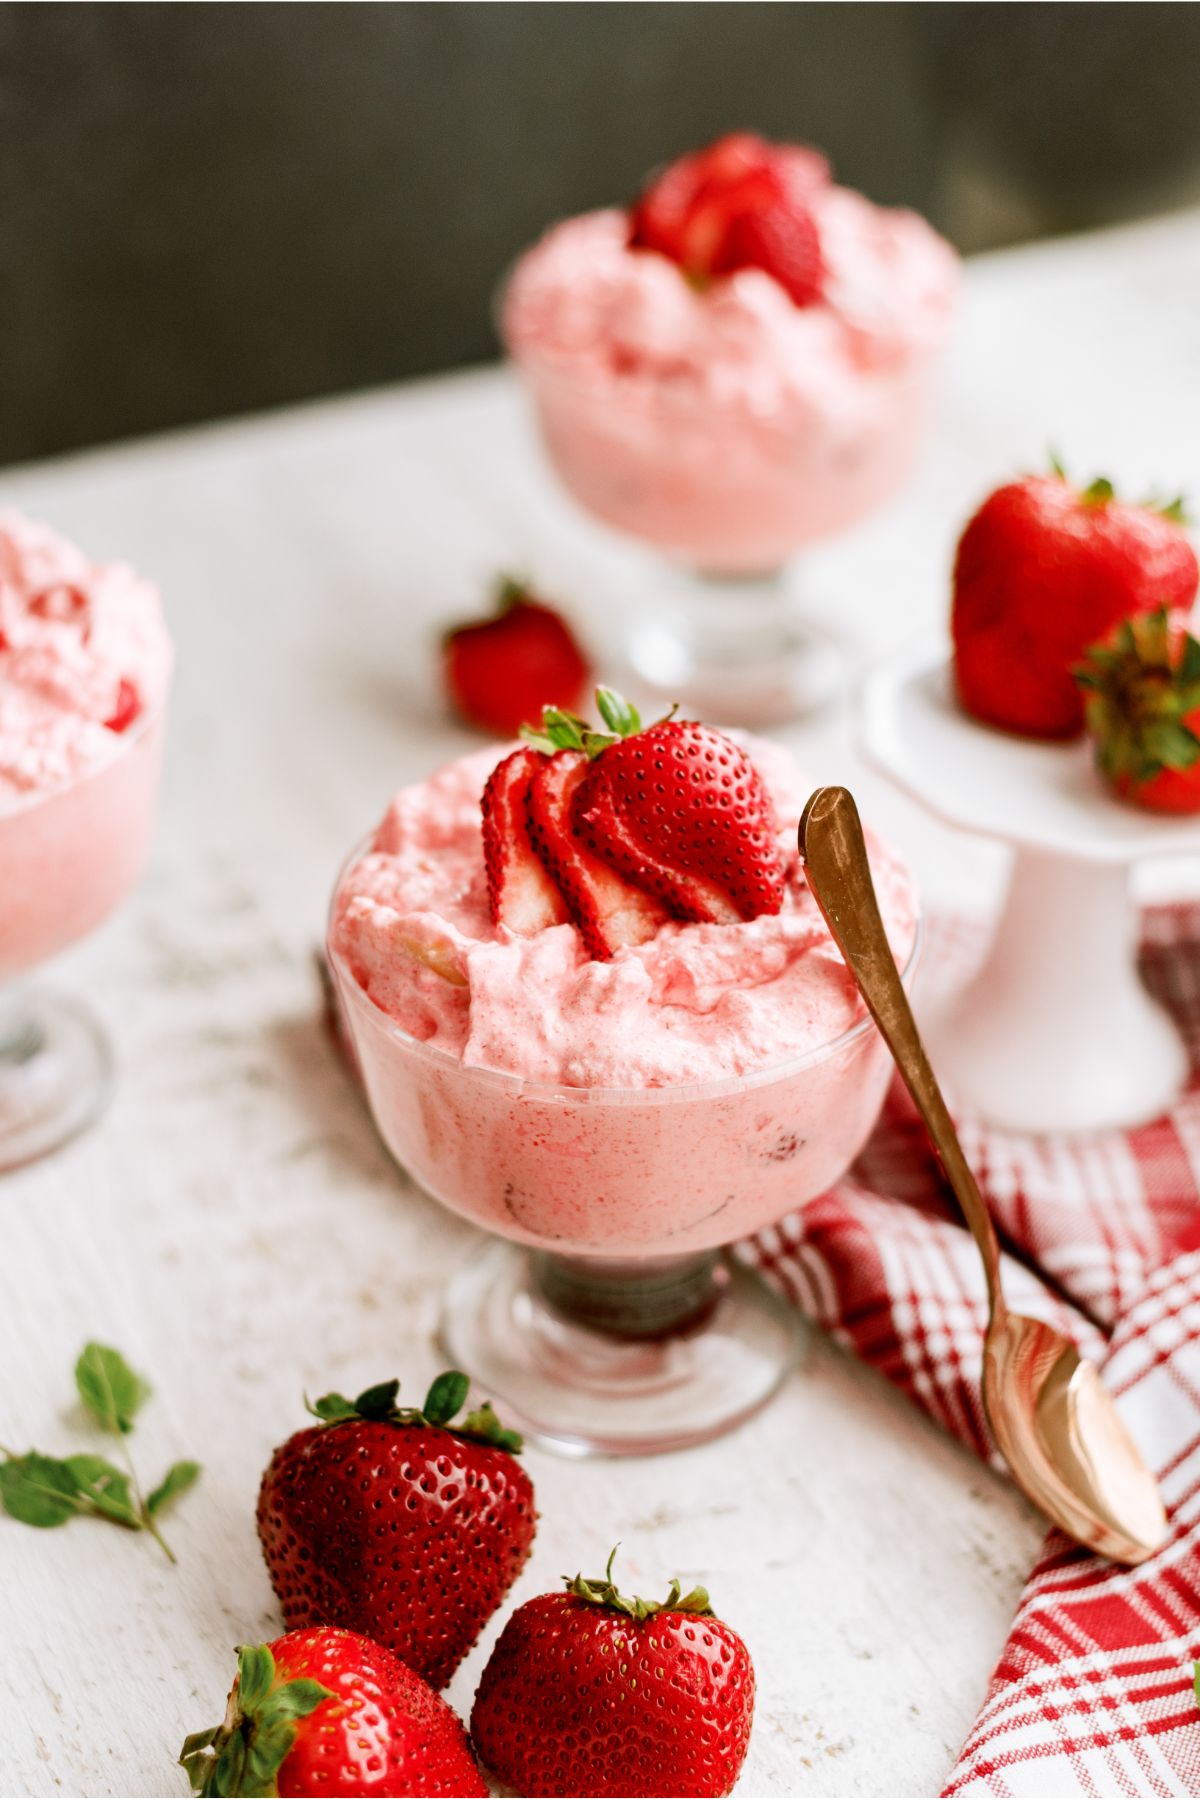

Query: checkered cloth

[743,904,1200,1796]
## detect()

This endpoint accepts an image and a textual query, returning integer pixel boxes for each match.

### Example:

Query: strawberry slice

[481,748,570,936]
[574,713,786,923]
[572,769,738,925]
[629,131,829,307]
[525,751,667,960]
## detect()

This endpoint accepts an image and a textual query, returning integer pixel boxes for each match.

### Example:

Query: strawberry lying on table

[257,1371,535,1690]
[443,575,591,738]
[179,1628,485,1798]
[952,462,1197,739]
[471,1549,756,1798]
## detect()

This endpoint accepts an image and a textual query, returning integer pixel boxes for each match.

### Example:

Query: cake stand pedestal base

[923,849,1188,1135]
[862,650,1199,1135]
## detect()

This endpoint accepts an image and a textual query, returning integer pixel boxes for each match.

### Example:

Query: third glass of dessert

[0,512,172,1168]
[328,693,917,1454]
[502,133,958,724]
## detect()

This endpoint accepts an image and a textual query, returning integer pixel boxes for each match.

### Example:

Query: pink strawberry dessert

[0,511,172,978]
[503,132,957,573]
[328,691,916,1256]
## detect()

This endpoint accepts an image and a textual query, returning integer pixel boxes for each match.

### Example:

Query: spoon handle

[799,786,1006,1323]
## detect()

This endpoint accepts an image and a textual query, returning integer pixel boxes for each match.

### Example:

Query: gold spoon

[799,785,1168,1565]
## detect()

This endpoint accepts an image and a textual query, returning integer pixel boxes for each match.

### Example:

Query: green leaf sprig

[305,1368,523,1454]
[0,1342,200,1562]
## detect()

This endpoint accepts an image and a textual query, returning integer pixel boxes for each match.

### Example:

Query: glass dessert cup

[510,347,940,727]
[0,702,168,1170]
[328,916,920,1456]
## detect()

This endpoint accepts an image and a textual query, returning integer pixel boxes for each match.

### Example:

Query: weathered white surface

[4,205,1200,1799]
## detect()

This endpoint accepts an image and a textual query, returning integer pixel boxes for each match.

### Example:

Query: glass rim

[326,830,922,1104]
[0,682,171,821]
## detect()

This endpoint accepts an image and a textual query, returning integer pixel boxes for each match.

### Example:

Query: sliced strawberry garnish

[712,200,825,307]
[525,750,667,960]
[481,747,570,936]
[629,130,828,307]
[576,716,786,923]
[572,765,738,925]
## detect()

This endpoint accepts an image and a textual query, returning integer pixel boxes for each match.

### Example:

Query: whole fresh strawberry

[1075,607,1200,812]
[179,1628,486,1798]
[952,464,1198,739]
[444,576,591,737]
[630,131,828,307]
[257,1372,535,1690]
[471,1550,756,1798]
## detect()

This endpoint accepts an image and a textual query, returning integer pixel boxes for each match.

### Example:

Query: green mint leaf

[422,1369,469,1427]
[595,687,641,738]
[458,1400,523,1453]
[235,1643,276,1714]
[264,1678,333,1723]
[74,1342,151,1436]
[147,1459,201,1517]
[352,1379,401,1420]
[63,1454,140,1528]
[305,1392,358,1423]
[0,1453,82,1528]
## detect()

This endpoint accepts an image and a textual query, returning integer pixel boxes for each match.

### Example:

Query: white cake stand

[860,649,1200,1134]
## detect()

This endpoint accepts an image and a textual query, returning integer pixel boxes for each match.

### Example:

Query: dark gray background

[3,2,1199,468]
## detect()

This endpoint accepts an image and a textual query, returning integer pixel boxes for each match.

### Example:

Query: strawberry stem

[564,1545,713,1621]
[304,1372,523,1452]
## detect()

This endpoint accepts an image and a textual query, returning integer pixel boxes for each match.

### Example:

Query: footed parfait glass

[507,345,942,727]
[328,915,920,1456]
[0,702,168,1169]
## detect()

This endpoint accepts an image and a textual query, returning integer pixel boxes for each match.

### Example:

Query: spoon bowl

[986,1311,1166,1563]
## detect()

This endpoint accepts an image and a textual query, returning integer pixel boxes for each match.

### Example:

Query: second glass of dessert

[0,512,172,1168]
[329,693,917,1453]
[502,133,958,724]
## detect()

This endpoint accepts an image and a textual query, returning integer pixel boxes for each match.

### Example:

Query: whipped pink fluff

[503,191,956,571]
[0,511,172,805]
[331,738,917,1090]
[504,193,957,411]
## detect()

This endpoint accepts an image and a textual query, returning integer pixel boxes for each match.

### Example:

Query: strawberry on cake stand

[862,468,1200,1135]
[502,133,958,726]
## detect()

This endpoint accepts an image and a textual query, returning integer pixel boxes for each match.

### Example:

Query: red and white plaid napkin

[743,904,1200,1796]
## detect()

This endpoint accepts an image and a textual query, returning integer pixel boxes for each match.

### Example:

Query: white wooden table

[5,205,1200,1800]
